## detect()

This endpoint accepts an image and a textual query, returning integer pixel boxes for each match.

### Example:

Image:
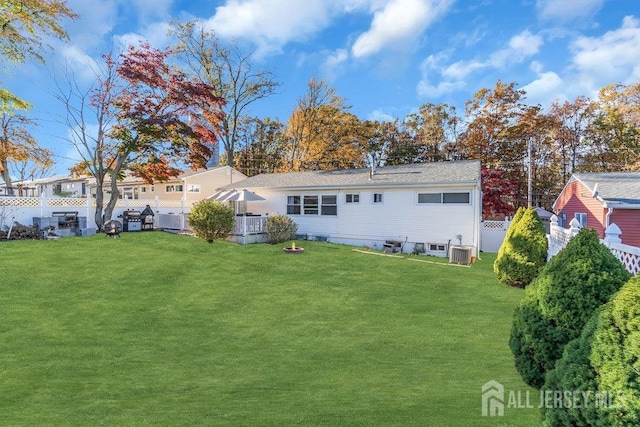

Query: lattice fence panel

[482,220,506,230]
[611,248,640,276]
[0,197,41,207]
[47,198,87,207]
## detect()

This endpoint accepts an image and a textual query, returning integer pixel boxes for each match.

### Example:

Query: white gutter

[602,202,640,210]
[605,207,613,228]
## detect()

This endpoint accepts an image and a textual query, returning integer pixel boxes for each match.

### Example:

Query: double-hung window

[321,196,337,215]
[287,196,301,214]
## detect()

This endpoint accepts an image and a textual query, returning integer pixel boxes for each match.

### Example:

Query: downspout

[605,207,614,228]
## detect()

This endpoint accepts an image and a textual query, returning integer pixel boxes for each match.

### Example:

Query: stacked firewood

[0,223,43,240]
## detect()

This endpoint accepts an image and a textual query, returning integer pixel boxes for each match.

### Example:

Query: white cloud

[66,0,120,50]
[205,0,342,56]
[351,0,454,58]
[367,109,396,121]
[489,30,543,69]
[321,49,349,81]
[131,0,174,23]
[442,59,485,80]
[59,45,101,83]
[571,16,640,92]
[416,51,466,97]
[521,70,565,106]
[536,0,604,22]
[114,22,171,50]
[417,29,543,99]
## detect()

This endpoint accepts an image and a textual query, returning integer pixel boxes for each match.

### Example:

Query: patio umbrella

[207,189,237,201]
[224,189,265,202]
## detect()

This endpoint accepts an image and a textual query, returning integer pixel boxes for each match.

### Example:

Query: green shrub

[494,207,547,287]
[188,200,235,243]
[542,275,640,426]
[510,228,630,388]
[265,214,298,244]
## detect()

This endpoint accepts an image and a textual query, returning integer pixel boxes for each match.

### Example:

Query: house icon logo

[481,380,504,416]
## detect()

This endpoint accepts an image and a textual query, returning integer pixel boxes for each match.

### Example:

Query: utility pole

[527,139,533,208]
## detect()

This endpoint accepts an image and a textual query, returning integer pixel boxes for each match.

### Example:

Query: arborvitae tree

[542,275,640,426]
[494,207,547,287]
[510,228,630,388]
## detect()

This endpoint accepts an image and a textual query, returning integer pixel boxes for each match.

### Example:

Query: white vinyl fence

[548,215,640,276]
[0,195,195,232]
[480,219,510,253]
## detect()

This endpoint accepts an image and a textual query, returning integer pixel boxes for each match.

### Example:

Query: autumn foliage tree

[169,20,280,168]
[0,0,76,184]
[96,42,225,226]
[481,168,516,219]
[283,78,366,171]
[60,43,226,229]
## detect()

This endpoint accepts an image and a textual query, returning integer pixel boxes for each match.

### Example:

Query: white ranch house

[219,160,482,257]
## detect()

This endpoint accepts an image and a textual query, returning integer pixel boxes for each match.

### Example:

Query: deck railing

[233,216,267,236]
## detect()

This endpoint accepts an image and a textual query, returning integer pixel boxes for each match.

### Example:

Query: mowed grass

[0,232,540,426]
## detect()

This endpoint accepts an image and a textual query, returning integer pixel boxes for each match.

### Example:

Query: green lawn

[0,232,540,426]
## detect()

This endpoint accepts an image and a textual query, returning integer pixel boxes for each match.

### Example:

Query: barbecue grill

[141,205,155,231]
[122,210,142,232]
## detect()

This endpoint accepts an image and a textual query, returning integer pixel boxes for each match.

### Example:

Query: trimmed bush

[265,214,297,244]
[188,200,235,243]
[510,228,631,388]
[542,276,640,426]
[493,207,547,287]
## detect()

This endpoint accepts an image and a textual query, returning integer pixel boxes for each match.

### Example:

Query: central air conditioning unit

[449,245,472,265]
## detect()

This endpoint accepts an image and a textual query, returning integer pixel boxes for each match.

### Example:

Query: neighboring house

[217,160,482,256]
[89,166,247,201]
[553,172,640,247]
[0,175,87,197]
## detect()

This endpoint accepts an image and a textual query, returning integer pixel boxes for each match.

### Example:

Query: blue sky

[3,0,640,176]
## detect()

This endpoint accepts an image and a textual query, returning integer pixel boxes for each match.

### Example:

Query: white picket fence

[548,215,640,276]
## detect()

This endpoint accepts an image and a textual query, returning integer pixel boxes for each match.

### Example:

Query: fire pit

[283,242,304,254]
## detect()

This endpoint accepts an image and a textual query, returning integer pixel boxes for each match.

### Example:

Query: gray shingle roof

[573,172,640,205]
[220,160,481,190]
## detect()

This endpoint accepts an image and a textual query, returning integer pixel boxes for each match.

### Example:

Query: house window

[346,193,360,203]
[321,195,337,215]
[121,187,138,199]
[165,185,183,193]
[418,193,441,203]
[287,196,301,214]
[429,243,447,252]
[575,213,588,227]
[443,192,470,204]
[303,195,319,215]
[140,187,146,193]
[151,186,155,193]
[187,184,201,193]
[373,193,383,203]
[418,192,470,204]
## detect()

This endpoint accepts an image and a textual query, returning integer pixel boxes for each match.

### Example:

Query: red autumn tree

[92,42,226,225]
[482,167,517,219]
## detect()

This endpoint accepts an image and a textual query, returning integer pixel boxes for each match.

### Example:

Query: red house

[553,172,640,247]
